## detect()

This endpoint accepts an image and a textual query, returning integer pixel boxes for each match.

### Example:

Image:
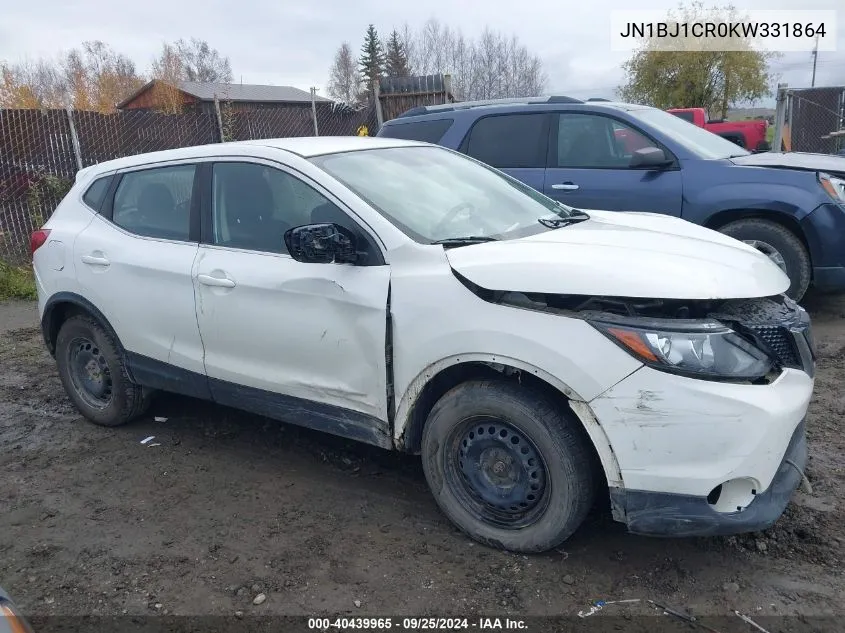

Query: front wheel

[719,218,811,301]
[421,380,596,553]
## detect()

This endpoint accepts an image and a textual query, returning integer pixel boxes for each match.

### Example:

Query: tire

[421,380,596,553]
[55,314,150,427]
[719,219,811,301]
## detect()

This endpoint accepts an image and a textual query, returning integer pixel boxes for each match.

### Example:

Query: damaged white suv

[33,137,814,552]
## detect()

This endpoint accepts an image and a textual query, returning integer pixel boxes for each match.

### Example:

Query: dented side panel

[389,245,644,447]
[194,246,391,422]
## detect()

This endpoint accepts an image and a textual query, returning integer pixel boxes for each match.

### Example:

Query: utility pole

[811,34,819,87]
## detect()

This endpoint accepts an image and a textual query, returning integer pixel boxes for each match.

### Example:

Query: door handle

[81,254,110,266]
[551,183,580,191]
[198,273,236,288]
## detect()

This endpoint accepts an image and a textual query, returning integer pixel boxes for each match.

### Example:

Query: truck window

[464,114,549,169]
[670,111,696,123]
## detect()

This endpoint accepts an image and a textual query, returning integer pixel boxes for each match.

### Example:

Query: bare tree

[173,38,233,83]
[402,18,546,100]
[63,41,143,112]
[1,42,142,111]
[150,43,187,113]
[327,42,362,104]
[150,39,232,86]
[0,59,65,108]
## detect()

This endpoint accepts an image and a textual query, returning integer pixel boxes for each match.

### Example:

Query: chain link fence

[772,85,845,155]
[0,100,379,264]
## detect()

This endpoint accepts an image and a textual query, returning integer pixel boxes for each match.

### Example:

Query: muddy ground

[0,296,843,630]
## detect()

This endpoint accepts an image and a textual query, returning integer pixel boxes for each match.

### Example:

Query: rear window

[82,175,112,211]
[378,119,454,143]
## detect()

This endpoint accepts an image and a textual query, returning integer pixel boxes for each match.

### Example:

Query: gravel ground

[0,296,843,630]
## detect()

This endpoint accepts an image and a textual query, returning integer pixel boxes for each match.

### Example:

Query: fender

[394,353,624,488]
[693,183,819,224]
[41,291,125,359]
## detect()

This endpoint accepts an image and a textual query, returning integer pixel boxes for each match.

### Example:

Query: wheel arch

[394,355,623,488]
[705,209,811,259]
[42,292,125,359]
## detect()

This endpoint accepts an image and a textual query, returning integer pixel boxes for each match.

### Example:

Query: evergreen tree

[359,25,385,90]
[385,29,411,77]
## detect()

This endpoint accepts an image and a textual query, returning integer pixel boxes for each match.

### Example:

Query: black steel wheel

[65,336,113,410]
[422,379,596,553]
[55,314,150,426]
[449,417,550,529]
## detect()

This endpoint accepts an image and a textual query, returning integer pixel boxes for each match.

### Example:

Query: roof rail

[395,95,583,118]
[586,97,611,102]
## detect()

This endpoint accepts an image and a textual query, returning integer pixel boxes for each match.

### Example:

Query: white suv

[32,137,814,552]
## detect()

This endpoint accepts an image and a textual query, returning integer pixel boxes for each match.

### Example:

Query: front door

[544,113,684,216]
[193,160,392,447]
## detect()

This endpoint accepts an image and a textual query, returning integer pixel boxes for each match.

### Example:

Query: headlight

[590,317,773,380]
[819,172,845,203]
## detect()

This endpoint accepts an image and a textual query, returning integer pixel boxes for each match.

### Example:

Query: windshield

[310,146,576,243]
[629,108,751,160]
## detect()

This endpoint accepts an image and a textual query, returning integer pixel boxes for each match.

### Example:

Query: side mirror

[284,223,360,264]
[629,147,672,169]
[754,141,771,153]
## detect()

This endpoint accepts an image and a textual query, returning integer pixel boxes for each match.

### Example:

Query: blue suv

[377,96,845,300]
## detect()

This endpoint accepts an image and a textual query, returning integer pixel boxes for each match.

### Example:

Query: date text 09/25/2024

[308,618,528,630]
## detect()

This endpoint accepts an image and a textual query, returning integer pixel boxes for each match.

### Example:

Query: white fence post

[374,82,384,130]
[65,106,83,171]
[213,95,225,142]
[310,87,320,136]
[773,83,788,153]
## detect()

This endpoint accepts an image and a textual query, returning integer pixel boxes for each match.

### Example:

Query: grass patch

[0,261,37,300]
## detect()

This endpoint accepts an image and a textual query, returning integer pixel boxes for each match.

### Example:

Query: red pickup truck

[667,108,770,152]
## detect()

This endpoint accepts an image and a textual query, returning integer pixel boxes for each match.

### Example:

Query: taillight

[30,229,51,254]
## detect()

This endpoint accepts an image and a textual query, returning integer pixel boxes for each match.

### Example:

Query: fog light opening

[709,478,759,513]
[707,485,722,505]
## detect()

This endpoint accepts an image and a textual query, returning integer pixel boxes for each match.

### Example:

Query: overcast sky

[1,0,843,107]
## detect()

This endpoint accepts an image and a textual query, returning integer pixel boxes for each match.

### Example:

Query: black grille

[747,325,802,369]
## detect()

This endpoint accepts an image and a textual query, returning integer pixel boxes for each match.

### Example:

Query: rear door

[460,113,550,192]
[73,161,209,397]
[544,112,683,216]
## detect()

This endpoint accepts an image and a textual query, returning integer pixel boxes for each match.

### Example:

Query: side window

[464,114,548,168]
[211,162,350,255]
[557,114,654,168]
[670,111,695,123]
[82,175,112,211]
[379,119,454,143]
[112,165,195,240]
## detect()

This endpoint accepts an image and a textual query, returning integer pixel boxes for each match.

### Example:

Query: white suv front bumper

[589,366,813,536]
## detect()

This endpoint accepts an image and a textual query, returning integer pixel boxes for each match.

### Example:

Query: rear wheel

[719,218,811,301]
[421,380,595,553]
[55,315,150,426]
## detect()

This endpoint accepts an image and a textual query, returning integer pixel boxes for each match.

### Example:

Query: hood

[446,210,790,299]
[731,151,845,176]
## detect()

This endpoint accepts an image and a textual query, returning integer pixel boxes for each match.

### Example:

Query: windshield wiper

[539,210,590,228]
[432,236,499,247]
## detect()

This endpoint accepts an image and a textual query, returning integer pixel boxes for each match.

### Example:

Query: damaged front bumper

[609,419,807,537]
